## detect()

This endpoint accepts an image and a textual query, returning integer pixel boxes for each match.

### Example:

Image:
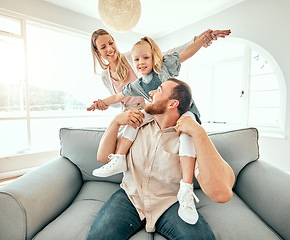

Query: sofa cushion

[208,128,259,183]
[32,181,162,240]
[60,128,123,183]
[195,189,281,240]
[32,181,120,240]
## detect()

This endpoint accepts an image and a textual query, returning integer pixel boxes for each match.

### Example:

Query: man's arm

[97,110,144,163]
[176,116,235,203]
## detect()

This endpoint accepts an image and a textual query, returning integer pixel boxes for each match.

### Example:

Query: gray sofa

[1,127,290,240]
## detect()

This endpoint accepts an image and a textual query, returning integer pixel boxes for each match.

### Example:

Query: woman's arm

[97,110,145,163]
[176,116,235,203]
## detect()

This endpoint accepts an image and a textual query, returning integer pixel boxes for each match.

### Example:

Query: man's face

[144,80,178,115]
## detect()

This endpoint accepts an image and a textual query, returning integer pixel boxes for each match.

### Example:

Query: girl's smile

[131,43,153,76]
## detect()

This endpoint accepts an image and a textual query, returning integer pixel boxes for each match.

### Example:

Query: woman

[89,28,228,111]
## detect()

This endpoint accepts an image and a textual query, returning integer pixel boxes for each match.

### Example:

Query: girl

[88,31,231,225]
[89,28,225,112]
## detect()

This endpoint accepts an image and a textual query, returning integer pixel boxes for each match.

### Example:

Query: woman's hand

[196,29,231,48]
[87,99,109,111]
[95,99,109,110]
[113,109,145,129]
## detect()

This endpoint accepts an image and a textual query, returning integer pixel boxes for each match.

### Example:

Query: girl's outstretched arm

[102,92,127,106]
[179,36,204,63]
[179,29,231,63]
[87,92,127,111]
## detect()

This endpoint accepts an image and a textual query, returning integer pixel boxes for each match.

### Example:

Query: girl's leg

[92,111,154,178]
[177,111,199,224]
[179,111,199,181]
[121,110,154,142]
[180,156,195,184]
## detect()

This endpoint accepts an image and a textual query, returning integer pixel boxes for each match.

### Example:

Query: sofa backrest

[208,128,259,181]
[60,128,123,183]
[59,127,259,185]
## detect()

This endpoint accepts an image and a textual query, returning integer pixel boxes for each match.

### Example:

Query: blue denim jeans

[87,188,215,240]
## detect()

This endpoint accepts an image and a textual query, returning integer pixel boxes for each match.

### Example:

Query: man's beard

[144,99,169,115]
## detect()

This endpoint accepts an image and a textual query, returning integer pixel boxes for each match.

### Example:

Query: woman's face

[95,34,118,62]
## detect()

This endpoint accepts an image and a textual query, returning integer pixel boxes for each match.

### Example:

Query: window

[0,13,126,156]
[181,38,286,136]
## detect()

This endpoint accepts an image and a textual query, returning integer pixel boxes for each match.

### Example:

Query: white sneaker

[92,154,127,177]
[177,179,199,224]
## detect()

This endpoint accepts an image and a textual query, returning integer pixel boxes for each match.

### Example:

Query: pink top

[111,65,144,107]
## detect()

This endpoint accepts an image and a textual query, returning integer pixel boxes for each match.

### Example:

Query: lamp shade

[98,0,141,32]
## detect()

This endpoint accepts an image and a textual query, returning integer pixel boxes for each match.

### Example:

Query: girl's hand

[198,29,231,48]
[87,99,109,111]
[113,109,145,129]
[195,29,214,48]
[95,99,109,110]
[87,102,96,111]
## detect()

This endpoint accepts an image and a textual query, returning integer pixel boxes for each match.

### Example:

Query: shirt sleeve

[122,80,143,98]
[162,38,195,55]
[162,52,181,77]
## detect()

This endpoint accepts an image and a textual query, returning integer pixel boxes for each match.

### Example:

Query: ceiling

[44,0,244,38]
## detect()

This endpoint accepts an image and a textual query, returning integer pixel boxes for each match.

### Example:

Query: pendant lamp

[98,0,141,32]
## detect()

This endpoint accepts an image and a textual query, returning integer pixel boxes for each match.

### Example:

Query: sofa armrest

[0,157,83,240]
[235,160,290,240]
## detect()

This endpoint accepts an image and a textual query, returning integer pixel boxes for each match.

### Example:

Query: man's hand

[113,109,145,129]
[176,116,202,137]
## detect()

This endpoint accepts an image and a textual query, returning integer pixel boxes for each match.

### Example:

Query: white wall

[157,0,290,172]
[0,0,142,46]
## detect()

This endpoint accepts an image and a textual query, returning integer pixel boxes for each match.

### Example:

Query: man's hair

[167,78,192,116]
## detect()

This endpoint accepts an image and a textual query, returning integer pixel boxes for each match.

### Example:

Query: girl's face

[95,34,118,62]
[132,43,153,76]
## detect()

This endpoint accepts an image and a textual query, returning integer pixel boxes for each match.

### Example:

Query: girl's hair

[91,29,129,82]
[132,37,163,74]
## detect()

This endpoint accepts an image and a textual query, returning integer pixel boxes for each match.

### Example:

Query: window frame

[182,37,286,137]
[0,10,129,156]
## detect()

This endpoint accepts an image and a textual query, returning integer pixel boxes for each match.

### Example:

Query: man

[87,78,235,240]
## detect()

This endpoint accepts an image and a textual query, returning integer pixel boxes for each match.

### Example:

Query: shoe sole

[92,167,127,178]
[178,208,199,225]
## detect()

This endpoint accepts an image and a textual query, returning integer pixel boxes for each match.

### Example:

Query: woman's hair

[167,78,192,116]
[91,29,129,82]
[132,37,163,74]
